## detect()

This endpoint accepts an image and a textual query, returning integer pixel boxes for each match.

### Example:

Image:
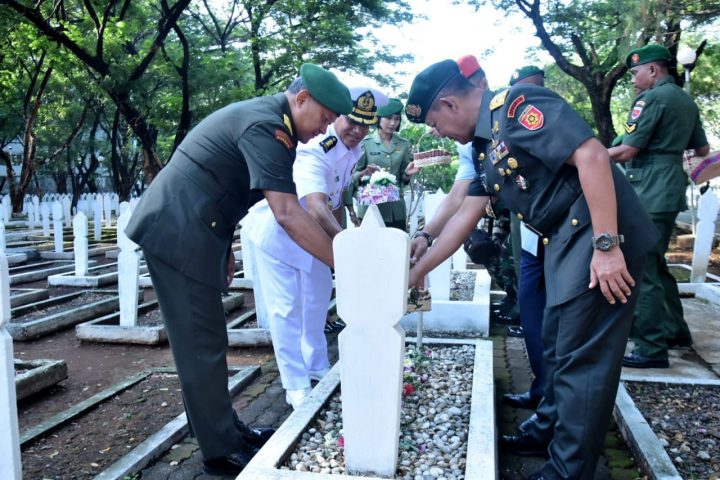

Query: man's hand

[408,266,425,289]
[347,208,360,227]
[588,248,635,304]
[409,236,428,265]
[227,250,236,287]
[360,164,379,178]
[405,161,421,177]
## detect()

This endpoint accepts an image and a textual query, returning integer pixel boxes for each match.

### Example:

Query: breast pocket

[553,196,591,246]
[625,168,643,184]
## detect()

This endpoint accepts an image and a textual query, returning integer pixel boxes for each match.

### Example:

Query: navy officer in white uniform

[243,86,388,408]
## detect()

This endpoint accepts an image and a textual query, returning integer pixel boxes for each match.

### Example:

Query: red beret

[456,55,481,78]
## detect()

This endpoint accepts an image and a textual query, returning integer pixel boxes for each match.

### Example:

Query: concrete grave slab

[14,358,68,401]
[40,245,116,260]
[9,288,49,308]
[7,290,121,340]
[238,338,496,480]
[48,262,149,287]
[9,259,97,285]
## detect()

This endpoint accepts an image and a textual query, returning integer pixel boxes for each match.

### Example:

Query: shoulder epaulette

[490,90,509,111]
[283,114,294,136]
[320,135,338,153]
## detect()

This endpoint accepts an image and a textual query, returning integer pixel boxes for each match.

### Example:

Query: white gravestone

[63,196,72,228]
[0,252,22,479]
[118,201,130,217]
[1,196,10,224]
[73,212,89,276]
[117,210,140,327]
[93,198,103,241]
[32,196,40,228]
[334,205,407,477]
[52,201,64,252]
[41,202,50,237]
[423,190,452,301]
[0,222,5,252]
[103,194,113,229]
[691,190,719,284]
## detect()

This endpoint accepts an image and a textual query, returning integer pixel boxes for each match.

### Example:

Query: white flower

[369,169,397,186]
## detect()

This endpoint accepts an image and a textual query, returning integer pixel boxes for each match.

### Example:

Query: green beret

[377,98,403,117]
[625,44,671,68]
[299,63,352,115]
[509,65,544,86]
[406,59,462,123]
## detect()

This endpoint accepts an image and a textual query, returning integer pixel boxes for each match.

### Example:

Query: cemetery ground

[9,225,720,480]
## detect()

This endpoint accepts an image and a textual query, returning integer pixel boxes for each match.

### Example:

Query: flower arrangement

[357,169,400,205]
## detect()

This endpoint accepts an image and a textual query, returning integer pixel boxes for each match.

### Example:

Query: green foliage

[400,123,458,194]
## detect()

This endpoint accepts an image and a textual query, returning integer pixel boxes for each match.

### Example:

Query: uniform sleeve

[239,122,296,194]
[399,140,412,182]
[621,95,662,150]
[293,145,331,200]
[504,86,594,175]
[687,111,708,150]
[353,146,369,183]
[455,143,476,181]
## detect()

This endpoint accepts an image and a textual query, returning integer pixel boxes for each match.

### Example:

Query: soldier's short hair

[287,76,306,94]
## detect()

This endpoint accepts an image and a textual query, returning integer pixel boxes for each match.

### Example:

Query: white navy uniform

[243,123,361,390]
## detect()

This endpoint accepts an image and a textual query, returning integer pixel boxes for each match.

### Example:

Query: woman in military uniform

[353,99,419,230]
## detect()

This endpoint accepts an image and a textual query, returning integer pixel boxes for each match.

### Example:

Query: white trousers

[253,245,332,390]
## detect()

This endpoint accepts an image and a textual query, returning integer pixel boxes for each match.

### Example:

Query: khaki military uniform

[472,85,657,479]
[354,130,412,229]
[126,93,298,460]
[622,75,708,359]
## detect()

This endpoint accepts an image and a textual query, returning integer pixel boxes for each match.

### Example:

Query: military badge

[283,114,294,135]
[320,135,338,153]
[631,53,640,64]
[507,95,526,118]
[514,175,529,190]
[275,129,294,150]
[518,105,544,131]
[490,90,509,111]
[507,158,518,169]
[492,141,509,165]
[498,168,506,176]
[630,100,644,120]
[493,120,500,134]
[406,104,422,120]
[624,122,637,134]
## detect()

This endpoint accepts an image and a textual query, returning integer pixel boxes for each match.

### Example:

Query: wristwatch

[413,230,434,248]
[592,232,624,251]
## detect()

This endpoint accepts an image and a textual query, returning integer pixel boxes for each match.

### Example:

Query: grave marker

[1,196,10,224]
[0,222,5,252]
[52,201,64,253]
[103,194,112,229]
[0,251,22,479]
[117,210,140,327]
[73,212,89,276]
[334,205,407,477]
[691,190,719,283]
[62,196,72,228]
[32,196,40,228]
[41,202,50,237]
[93,198,103,241]
[423,190,452,301]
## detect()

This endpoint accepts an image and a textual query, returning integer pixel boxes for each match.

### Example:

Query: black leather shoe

[666,337,692,348]
[623,352,669,369]
[233,413,275,448]
[493,312,520,325]
[502,391,542,410]
[518,413,538,433]
[500,431,549,457]
[506,326,523,337]
[202,449,255,476]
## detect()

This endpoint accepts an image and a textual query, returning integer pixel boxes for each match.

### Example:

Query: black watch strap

[414,230,434,247]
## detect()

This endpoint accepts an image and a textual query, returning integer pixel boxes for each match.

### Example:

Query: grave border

[14,358,68,401]
[238,337,496,480]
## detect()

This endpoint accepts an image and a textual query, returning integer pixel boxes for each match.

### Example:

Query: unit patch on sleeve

[630,100,645,120]
[275,129,294,150]
[518,105,544,131]
[320,135,338,153]
[507,95,526,118]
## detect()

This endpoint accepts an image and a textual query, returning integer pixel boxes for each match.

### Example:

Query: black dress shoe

[666,337,692,348]
[623,352,669,369]
[500,431,549,457]
[502,391,542,410]
[202,449,255,476]
[518,413,538,433]
[506,326,523,337]
[233,413,275,448]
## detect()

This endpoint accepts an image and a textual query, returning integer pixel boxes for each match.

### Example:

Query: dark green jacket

[622,75,708,213]
[354,130,412,223]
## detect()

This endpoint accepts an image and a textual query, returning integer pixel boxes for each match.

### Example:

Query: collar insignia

[490,90,509,111]
[283,114,294,136]
[320,135,338,153]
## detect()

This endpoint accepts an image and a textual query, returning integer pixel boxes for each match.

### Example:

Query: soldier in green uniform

[405,60,657,480]
[609,44,709,369]
[353,99,420,230]
[125,64,352,476]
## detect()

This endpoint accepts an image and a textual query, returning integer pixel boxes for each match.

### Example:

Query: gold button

[507,158,518,169]
[494,184,500,192]
[211,221,217,228]
[479,153,485,161]
[516,213,523,220]
[498,169,506,176]
[571,218,579,226]
[543,238,549,246]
